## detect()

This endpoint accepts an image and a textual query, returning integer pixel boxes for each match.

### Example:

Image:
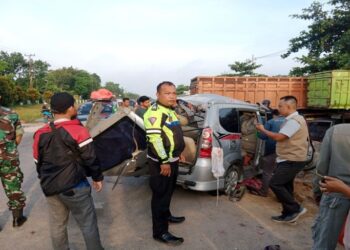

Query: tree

[13,86,27,104]
[0,51,27,78]
[123,92,139,100]
[0,76,15,106]
[226,59,262,76]
[104,81,124,96]
[26,88,40,103]
[32,60,50,91]
[282,0,350,75]
[46,67,101,98]
[176,84,190,95]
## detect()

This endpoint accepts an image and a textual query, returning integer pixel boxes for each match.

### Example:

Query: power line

[254,49,288,60]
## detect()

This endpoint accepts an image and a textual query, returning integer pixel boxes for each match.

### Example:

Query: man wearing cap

[0,95,27,229]
[33,92,104,250]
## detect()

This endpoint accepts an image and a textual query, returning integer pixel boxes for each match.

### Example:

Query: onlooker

[312,124,350,250]
[262,99,273,119]
[135,96,151,118]
[256,96,308,223]
[41,102,52,123]
[33,92,104,250]
[144,81,186,245]
[256,109,285,196]
[0,95,27,229]
[318,176,350,250]
[262,99,272,110]
[119,97,131,113]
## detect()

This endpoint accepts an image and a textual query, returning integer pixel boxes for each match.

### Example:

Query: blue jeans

[46,184,103,250]
[312,193,350,250]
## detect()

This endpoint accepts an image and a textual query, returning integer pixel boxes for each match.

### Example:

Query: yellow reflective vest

[143,102,185,163]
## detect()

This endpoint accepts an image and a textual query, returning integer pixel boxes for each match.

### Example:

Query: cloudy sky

[0,0,318,97]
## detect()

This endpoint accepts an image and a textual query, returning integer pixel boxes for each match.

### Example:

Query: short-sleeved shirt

[279,111,301,138]
[258,116,285,155]
[0,106,24,160]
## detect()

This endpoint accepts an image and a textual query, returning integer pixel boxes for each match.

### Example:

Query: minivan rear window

[219,108,240,133]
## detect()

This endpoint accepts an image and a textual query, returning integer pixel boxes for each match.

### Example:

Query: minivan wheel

[224,166,241,195]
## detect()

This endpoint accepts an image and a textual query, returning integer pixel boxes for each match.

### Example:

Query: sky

[0,0,319,97]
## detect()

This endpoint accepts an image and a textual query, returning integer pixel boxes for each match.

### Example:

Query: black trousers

[269,161,305,215]
[148,159,179,237]
[259,153,277,195]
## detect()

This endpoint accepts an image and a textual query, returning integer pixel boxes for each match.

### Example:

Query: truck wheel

[224,166,242,195]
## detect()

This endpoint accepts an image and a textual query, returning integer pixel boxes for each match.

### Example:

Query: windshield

[102,104,113,113]
[78,103,93,115]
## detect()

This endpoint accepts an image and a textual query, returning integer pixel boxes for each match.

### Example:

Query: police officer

[0,95,27,229]
[144,81,185,245]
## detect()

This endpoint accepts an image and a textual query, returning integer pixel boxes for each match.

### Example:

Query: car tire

[224,165,242,196]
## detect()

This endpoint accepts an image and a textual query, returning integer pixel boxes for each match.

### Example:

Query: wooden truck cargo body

[190,76,307,108]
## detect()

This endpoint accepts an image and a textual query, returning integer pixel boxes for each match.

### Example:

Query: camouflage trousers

[0,158,26,210]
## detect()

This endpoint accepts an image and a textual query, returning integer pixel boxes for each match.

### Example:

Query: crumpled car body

[88,94,269,192]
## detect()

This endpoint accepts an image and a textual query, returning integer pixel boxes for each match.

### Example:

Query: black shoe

[153,232,184,245]
[284,207,307,223]
[271,214,287,223]
[271,207,307,223]
[168,216,185,224]
[12,209,27,227]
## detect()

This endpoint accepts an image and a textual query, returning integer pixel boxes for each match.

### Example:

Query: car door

[212,105,242,170]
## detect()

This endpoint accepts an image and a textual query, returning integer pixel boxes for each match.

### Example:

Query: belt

[147,155,179,163]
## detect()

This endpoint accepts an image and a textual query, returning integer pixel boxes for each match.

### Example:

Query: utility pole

[25,54,35,88]
[251,54,256,63]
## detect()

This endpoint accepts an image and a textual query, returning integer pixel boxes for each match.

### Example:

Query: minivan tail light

[199,128,212,158]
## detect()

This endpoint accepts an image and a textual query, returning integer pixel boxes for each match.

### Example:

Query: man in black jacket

[33,92,104,250]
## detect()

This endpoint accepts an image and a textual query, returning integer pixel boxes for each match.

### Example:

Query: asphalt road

[0,125,338,250]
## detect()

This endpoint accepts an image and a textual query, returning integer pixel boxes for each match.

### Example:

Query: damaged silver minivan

[88,94,266,194]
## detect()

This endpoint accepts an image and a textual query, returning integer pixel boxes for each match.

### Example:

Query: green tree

[33,60,50,91]
[46,67,101,98]
[0,51,27,78]
[0,76,15,106]
[123,92,139,100]
[176,84,190,95]
[13,86,27,104]
[282,0,350,75]
[104,81,124,96]
[26,88,40,103]
[226,59,262,76]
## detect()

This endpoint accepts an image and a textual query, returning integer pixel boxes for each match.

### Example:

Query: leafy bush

[26,88,40,103]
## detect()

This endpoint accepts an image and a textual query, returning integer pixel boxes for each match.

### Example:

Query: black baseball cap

[50,92,75,113]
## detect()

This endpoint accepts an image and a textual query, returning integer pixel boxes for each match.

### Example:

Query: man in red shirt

[33,92,104,250]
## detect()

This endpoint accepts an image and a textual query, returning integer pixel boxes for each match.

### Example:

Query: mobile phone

[256,111,263,124]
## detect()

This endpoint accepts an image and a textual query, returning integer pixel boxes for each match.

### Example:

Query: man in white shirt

[256,96,308,223]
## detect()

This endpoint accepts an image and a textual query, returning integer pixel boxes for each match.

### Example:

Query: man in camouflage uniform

[0,95,27,229]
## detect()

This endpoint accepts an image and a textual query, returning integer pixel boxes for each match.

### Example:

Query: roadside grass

[11,104,43,123]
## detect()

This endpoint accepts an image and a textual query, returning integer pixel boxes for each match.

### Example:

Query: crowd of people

[0,84,349,249]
